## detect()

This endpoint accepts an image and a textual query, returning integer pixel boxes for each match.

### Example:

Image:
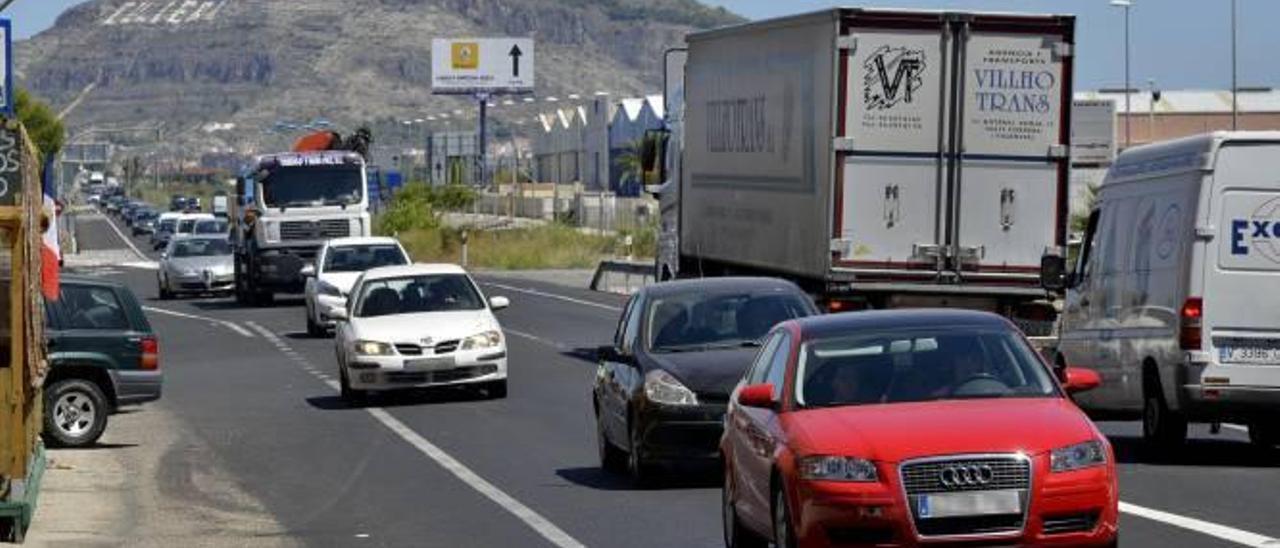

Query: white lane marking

[1121,502,1280,547]
[504,328,569,351]
[245,320,587,548]
[1225,424,1249,434]
[142,306,255,338]
[363,400,586,548]
[483,282,621,312]
[97,214,151,260]
[121,260,160,270]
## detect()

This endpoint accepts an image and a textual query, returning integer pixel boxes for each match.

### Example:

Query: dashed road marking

[142,306,255,338]
[504,328,569,351]
[249,320,586,548]
[482,282,621,312]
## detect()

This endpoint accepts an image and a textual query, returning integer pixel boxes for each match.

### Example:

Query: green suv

[43,276,163,447]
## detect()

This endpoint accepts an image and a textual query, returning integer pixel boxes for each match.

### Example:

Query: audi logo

[939,464,995,488]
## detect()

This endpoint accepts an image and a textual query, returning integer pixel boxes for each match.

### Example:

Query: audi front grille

[899,454,1032,539]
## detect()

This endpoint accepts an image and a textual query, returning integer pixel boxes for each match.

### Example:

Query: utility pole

[1111,0,1133,149]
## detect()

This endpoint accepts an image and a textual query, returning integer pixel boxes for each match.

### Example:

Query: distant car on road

[329,264,510,402]
[158,235,235,299]
[43,276,162,448]
[302,237,411,337]
[131,209,159,236]
[721,310,1117,548]
[593,277,818,484]
[173,213,215,241]
[170,194,188,211]
[194,217,229,236]
[151,212,181,250]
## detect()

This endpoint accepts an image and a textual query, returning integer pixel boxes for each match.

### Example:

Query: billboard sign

[1071,98,1117,165]
[431,38,535,95]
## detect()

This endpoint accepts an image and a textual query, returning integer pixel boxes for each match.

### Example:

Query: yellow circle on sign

[452,43,479,70]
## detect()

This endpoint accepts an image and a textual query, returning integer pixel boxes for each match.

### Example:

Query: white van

[1047,132,1280,449]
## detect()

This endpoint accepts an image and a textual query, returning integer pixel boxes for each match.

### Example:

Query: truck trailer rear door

[835,16,952,274]
[951,18,1072,279]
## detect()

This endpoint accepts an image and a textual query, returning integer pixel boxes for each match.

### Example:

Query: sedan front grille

[395,344,423,356]
[901,457,1030,495]
[900,454,1031,539]
[434,340,460,354]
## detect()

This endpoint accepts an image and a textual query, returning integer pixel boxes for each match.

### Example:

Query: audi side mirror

[1062,367,1101,394]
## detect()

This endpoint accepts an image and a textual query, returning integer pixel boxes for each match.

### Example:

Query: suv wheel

[44,379,109,448]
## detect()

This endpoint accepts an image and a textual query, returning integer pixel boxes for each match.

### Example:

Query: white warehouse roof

[1075,88,1280,114]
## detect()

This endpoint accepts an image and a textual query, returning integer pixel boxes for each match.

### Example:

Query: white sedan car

[302,237,410,336]
[329,264,510,402]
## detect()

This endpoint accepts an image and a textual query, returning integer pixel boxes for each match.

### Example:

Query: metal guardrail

[590,259,654,295]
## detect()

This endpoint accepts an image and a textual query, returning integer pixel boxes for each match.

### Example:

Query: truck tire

[43,379,110,448]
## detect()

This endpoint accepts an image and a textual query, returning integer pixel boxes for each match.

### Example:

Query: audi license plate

[917,490,1020,519]
[405,356,456,371]
[1218,338,1280,366]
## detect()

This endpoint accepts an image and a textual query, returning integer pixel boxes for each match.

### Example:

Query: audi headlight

[1051,440,1107,473]
[643,369,698,406]
[798,456,879,482]
[461,330,502,350]
[355,340,394,356]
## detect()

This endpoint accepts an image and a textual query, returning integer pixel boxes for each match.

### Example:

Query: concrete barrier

[590,259,654,295]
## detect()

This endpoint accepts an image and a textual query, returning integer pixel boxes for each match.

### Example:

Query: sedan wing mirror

[737,383,777,409]
[489,296,510,311]
[1062,367,1101,395]
[326,306,349,322]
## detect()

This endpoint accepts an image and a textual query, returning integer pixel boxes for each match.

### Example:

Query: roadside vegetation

[378,182,656,270]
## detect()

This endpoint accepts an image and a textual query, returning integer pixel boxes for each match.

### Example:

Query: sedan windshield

[797,328,1057,407]
[646,292,812,352]
[324,245,408,273]
[171,239,231,258]
[355,274,484,318]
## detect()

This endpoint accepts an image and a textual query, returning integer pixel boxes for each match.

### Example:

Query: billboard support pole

[477,92,489,190]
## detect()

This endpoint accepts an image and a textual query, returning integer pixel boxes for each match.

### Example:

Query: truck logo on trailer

[1231,197,1280,263]
[863,46,926,110]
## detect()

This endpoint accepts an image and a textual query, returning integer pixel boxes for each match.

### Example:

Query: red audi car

[721,310,1118,548]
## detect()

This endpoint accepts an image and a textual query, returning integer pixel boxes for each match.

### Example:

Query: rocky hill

[16,0,742,154]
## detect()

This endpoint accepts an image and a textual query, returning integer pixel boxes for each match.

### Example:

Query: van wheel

[1142,374,1187,451]
[43,379,109,448]
[1249,422,1279,448]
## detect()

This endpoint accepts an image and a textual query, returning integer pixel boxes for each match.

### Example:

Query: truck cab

[233,151,372,305]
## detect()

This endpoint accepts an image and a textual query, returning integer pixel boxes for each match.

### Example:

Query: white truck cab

[1053,131,1280,449]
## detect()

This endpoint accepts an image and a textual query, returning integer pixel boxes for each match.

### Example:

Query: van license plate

[1219,339,1280,365]
[917,490,1020,519]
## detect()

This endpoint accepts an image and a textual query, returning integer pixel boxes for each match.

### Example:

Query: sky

[6,0,1277,91]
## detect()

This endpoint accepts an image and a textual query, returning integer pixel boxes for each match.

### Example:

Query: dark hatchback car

[43,276,162,447]
[593,277,818,483]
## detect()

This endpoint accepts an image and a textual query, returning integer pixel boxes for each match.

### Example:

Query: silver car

[158,235,235,299]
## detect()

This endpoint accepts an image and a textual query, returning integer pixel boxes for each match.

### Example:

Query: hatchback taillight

[1180,297,1203,351]
[140,336,159,370]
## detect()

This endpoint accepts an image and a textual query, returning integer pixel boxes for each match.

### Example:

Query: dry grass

[394,223,651,270]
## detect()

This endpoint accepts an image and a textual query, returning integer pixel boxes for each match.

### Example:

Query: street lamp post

[1111,0,1133,149]
[1232,0,1239,131]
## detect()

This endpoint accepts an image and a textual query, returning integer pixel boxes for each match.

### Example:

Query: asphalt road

[63,212,1280,548]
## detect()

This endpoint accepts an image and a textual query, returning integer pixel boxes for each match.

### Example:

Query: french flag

[41,156,59,301]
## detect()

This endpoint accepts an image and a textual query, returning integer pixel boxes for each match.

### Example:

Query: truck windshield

[261,165,363,208]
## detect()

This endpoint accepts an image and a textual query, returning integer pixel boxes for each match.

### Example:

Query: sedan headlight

[643,369,698,406]
[461,330,503,350]
[317,281,343,297]
[355,340,394,356]
[1051,440,1108,473]
[798,456,879,482]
